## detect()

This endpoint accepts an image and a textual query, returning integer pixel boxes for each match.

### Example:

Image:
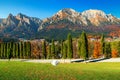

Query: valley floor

[0,61,120,80]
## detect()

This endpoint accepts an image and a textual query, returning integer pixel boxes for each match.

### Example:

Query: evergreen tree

[55,43,61,58]
[62,43,67,59]
[104,42,111,58]
[23,42,27,58]
[47,45,51,59]
[101,34,105,55]
[12,43,16,58]
[15,43,19,58]
[67,33,73,59]
[27,42,31,58]
[19,42,23,58]
[78,38,81,57]
[80,31,88,60]
[51,39,55,58]
[1,43,4,59]
[60,40,63,56]
[3,43,6,58]
[0,43,1,58]
[8,48,12,60]
[7,42,10,59]
[42,40,47,59]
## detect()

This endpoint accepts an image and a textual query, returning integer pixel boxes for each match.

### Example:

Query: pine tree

[7,42,10,59]
[16,43,19,58]
[4,43,7,58]
[78,38,81,57]
[63,43,67,59]
[19,42,23,58]
[0,43,1,58]
[23,42,26,58]
[12,43,16,58]
[47,45,51,59]
[80,31,88,60]
[27,42,31,58]
[60,40,63,56]
[67,33,73,59]
[104,42,111,58]
[42,40,47,59]
[51,39,55,58]
[3,43,7,58]
[101,34,105,55]
[1,43,4,58]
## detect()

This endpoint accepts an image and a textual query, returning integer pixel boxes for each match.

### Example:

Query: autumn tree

[111,41,119,58]
[93,41,101,58]
[112,49,118,58]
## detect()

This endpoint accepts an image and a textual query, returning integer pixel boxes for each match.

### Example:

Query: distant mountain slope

[38,8,120,30]
[0,13,42,39]
[0,8,120,40]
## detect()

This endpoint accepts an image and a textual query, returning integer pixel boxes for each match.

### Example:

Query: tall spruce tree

[63,43,67,59]
[78,38,81,57]
[80,31,88,60]
[101,34,105,55]
[15,43,19,58]
[67,33,73,59]
[47,45,51,59]
[42,40,47,59]
[0,43,1,58]
[19,42,24,58]
[7,43,10,59]
[4,43,7,58]
[60,40,63,56]
[104,42,111,58]
[27,42,31,58]
[0,43,3,58]
[51,39,55,58]
[23,42,26,58]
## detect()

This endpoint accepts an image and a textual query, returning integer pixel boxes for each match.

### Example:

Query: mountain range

[0,8,120,40]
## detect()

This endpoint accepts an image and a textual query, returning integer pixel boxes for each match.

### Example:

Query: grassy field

[0,61,120,80]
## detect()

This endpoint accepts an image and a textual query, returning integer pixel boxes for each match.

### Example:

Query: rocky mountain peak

[16,13,28,20]
[56,8,80,18]
[82,9,107,19]
[7,13,15,20]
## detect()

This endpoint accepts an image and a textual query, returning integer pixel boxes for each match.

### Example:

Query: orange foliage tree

[112,49,118,58]
[93,41,101,58]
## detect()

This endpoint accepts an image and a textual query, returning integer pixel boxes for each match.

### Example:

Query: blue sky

[0,0,120,19]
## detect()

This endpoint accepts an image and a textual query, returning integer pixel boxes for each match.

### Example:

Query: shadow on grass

[71,58,109,63]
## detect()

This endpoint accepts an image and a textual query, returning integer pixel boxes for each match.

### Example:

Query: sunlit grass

[0,61,120,80]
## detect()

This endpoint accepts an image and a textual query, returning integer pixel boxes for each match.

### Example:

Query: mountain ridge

[0,8,120,40]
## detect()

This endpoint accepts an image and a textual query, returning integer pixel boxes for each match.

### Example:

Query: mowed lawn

[0,61,120,80]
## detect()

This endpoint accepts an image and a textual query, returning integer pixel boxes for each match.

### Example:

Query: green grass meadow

[0,61,120,80]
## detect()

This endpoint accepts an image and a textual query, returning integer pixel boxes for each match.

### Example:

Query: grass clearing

[0,61,120,80]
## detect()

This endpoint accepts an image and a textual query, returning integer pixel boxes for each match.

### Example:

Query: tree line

[0,31,120,59]
[0,42,31,59]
